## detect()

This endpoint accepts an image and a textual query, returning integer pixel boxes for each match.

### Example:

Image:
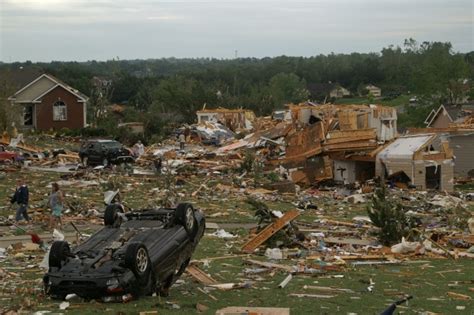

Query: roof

[9,73,89,103]
[365,84,380,89]
[377,134,435,160]
[425,104,474,127]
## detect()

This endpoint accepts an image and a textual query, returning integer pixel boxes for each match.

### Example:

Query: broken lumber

[185,264,218,285]
[446,292,472,300]
[244,259,294,273]
[241,209,300,253]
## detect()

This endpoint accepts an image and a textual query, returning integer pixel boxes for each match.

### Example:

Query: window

[53,101,67,121]
[24,104,33,126]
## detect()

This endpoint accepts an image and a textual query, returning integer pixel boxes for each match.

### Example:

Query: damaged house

[196,107,255,131]
[376,134,454,191]
[268,103,398,185]
[406,104,474,179]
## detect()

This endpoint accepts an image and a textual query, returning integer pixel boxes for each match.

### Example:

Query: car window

[102,142,122,149]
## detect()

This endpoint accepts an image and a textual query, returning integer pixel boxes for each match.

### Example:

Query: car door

[88,143,103,163]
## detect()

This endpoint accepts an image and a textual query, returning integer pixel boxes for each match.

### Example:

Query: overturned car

[44,203,205,300]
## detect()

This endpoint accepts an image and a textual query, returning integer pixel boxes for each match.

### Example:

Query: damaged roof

[377,134,435,160]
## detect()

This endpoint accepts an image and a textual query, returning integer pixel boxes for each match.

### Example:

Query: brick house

[8,74,88,130]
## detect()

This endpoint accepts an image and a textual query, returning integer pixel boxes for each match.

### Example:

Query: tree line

[0,39,472,141]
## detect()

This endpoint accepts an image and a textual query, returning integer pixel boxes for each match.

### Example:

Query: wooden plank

[323,237,378,246]
[244,259,294,272]
[185,264,218,285]
[241,210,300,253]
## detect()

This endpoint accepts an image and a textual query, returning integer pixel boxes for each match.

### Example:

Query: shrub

[367,185,412,246]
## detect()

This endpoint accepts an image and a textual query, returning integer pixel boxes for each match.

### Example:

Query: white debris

[345,194,366,204]
[278,274,293,288]
[0,247,6,259]
[209,229,237,239]
[352,215,372,223]
[53,229,65,241]
[265,248,283,260]
[391,237,424,254]
[59,301,70,310]
[271,210,284,218]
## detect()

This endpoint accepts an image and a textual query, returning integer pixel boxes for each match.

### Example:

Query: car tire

[104,204,124,227]
[175,203,197,239]
[124,242,151,283]
[102,158,108,167]
[81,156,88,167]
[49,241,71,269]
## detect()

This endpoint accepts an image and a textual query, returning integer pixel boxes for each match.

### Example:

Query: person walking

[10,179,30,223]
[179,133,186,151]
[48,182,64,230]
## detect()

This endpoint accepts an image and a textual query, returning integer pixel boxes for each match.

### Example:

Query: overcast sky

[0,0,472,62]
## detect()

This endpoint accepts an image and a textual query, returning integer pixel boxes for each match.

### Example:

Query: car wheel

[175,203,197,239]
[125,242,151,283]
[102,158,109,167]
[82,156,88,167]
[104,204,124,227]
[49,241,71,269]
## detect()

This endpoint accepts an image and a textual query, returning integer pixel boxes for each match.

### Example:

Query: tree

[367,185,411,246]
[267,72,309,111]
[0,75,21,133]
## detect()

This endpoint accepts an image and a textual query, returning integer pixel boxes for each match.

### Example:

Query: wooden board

[244,259,294,272]
[185,264,218,285]
[241,210,300,253]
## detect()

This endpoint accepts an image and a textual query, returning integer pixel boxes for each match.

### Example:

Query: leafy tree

[267,72,309,110]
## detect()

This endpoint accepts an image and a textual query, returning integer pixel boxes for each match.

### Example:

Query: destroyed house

[272,103,398,184]
[288,103,397,142]
[196,108,255,131]
[8,74,88,131]
[376,134,454,191]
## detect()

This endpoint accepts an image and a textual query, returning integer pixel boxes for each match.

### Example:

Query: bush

[367,185,412,246]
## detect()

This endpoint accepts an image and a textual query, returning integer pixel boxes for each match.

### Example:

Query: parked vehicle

[79,139,134,166]
[44,203,205,300]
[0,145,20,162]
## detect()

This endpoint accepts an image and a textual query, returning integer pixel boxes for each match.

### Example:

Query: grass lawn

[0,166,473,314]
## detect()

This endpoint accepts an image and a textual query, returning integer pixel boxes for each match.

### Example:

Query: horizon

[1,0,473,63]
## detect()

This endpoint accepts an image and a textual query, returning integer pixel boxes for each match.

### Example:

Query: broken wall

[285,122,324,162]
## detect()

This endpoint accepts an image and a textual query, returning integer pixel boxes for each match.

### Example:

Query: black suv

[79,140,134,166]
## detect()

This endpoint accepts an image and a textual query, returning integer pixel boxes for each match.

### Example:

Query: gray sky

[0,0,472,62]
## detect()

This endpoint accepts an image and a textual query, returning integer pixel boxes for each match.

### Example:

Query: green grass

[1,157,473,314]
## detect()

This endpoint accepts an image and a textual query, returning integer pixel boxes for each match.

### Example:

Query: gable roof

[424,109,436,124]
[8,73,89,103]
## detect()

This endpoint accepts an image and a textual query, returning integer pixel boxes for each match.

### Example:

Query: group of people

[10,179,64,230]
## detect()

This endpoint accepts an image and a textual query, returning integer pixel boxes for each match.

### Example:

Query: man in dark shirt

[10,179,30,222]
